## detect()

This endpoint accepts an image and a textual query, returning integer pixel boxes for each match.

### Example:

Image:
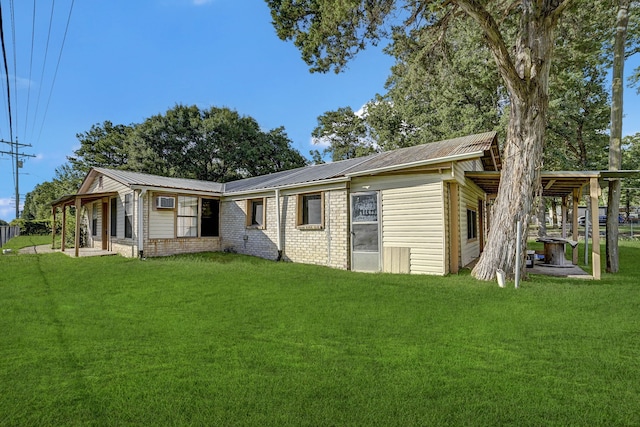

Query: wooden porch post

[590,178,601,280]
[75,196,81,258]
[572,188,580,265]
[61,205,67,251]
[51,206,56,249]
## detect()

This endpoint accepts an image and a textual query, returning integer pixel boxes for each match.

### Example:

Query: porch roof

[465,170,640,198]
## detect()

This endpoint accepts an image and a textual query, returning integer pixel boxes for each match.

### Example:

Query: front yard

[1,236,639,426]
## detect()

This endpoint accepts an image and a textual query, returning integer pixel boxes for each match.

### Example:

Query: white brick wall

[220,189,349,269]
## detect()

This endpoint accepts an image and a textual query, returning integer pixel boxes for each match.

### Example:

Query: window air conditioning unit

[156,196,175,209]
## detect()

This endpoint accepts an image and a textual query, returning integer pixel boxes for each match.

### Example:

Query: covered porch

[466,170,640,280]
[51,192,118,258]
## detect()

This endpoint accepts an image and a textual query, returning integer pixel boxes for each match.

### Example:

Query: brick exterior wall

[221,189,350,269]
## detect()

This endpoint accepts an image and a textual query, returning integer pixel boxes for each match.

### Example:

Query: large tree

[606,0,632,273]
[267,0,572,280]
[128,105,307,182]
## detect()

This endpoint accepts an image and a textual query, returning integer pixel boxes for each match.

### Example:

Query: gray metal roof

[344,131,498,175]
[94,168,224,193]
[88,132,497,195]
[224,132,497,193]
[223,155,376,193]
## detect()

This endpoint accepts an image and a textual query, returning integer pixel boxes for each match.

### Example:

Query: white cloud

[311,136,331,148]
[0,198,15,222]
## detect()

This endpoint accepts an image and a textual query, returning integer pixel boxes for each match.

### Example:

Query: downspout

[138,189,147,258]
[275,188,282,261]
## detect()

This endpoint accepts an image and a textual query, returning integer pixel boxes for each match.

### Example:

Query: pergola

[465,170,640,280]
[51,192,118,257]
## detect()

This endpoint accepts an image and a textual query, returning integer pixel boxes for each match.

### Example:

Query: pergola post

[572,188,580,265]
[75,196,81,258]
[561,196,568,238]
[590,178,601,280]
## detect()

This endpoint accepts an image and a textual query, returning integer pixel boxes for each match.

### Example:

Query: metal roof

[224,132,498,193]
[71,133,499,197]
[92,168,224,193]
[466,170,640,198]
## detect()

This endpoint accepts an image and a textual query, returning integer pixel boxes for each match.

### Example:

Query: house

[52,132,502,275]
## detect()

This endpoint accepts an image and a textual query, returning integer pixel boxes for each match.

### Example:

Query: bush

[11,219,52,236]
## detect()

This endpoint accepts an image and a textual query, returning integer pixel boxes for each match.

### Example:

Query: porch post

[61,205,67,251]
[52,206,56,249]
[75,196,81,258]
[572,188,580,265]
[449,183,460,274]
[590,178,601,280]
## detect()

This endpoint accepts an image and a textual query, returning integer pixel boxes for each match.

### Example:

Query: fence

[0,226,20,248]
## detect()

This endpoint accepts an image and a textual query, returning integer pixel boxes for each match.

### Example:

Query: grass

[1,237,640,426]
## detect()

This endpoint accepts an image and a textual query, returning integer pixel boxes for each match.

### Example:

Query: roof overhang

[466,170,640,198]
[51,192,118,209]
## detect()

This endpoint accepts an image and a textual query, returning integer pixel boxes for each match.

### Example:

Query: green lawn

[2,236,640,426]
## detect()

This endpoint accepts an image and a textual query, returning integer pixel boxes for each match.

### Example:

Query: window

[110,197,117,237]
[467,208,478,240]
[246,198,266,228]
[124,194,133,238]
[177,196,198,237]
[201,198,220,237]
[91,204,98,236]
[297,193,323,227]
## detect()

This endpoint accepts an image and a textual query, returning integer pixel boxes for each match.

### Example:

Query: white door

[351,192,381,272]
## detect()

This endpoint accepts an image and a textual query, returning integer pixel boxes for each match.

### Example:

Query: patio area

[20,245,117,258]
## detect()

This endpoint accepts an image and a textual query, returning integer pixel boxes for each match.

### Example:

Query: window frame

[110,197,117,237]
[246,198,266,229]
[124,193,133,239]
[296,192,324,229]
[467,207,478,241]
[200,198,220,237]
[177,195,199,238]
[91,204,98,236]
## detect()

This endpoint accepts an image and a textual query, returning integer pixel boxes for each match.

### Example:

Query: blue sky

[0,0,639,222]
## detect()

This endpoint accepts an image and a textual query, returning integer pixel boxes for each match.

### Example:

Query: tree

[69,121,134,174]
[267,0,573,280]
[312,107,377,161]
[606,0,632,273]
[128,105,307,182]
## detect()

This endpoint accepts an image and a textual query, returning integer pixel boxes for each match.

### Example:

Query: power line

[22,0,36,139]
[29,0,55,142]
[36,0,74,144]
[0,2,14,143]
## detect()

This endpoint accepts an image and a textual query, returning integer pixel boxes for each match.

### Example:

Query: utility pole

[1,138,36,219]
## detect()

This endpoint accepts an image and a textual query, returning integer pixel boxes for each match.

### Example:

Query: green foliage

[10,219,52,236]
[312,106,378,161]
[2,242,640,425]
[23,105,307,221]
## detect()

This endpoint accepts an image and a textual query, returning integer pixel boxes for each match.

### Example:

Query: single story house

[52,132,502,275]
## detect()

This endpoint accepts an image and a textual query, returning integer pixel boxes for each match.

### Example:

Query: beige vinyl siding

[149,208,175,238]
[460,180,485,267]
[381,182,446,275]
[87,175,124,193]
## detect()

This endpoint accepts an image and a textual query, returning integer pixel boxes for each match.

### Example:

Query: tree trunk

[537,197,547,237]
[606,0,630,274]
[472,2,558,281]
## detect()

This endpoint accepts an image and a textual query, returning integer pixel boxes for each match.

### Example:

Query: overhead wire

[29,0,55,142]
[22,0,36,140]
[36,0,74,144]
[0,2,14,143]
[9,0,17,140]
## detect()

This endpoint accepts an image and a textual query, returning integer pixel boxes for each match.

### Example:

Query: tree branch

[453,0,524,96]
